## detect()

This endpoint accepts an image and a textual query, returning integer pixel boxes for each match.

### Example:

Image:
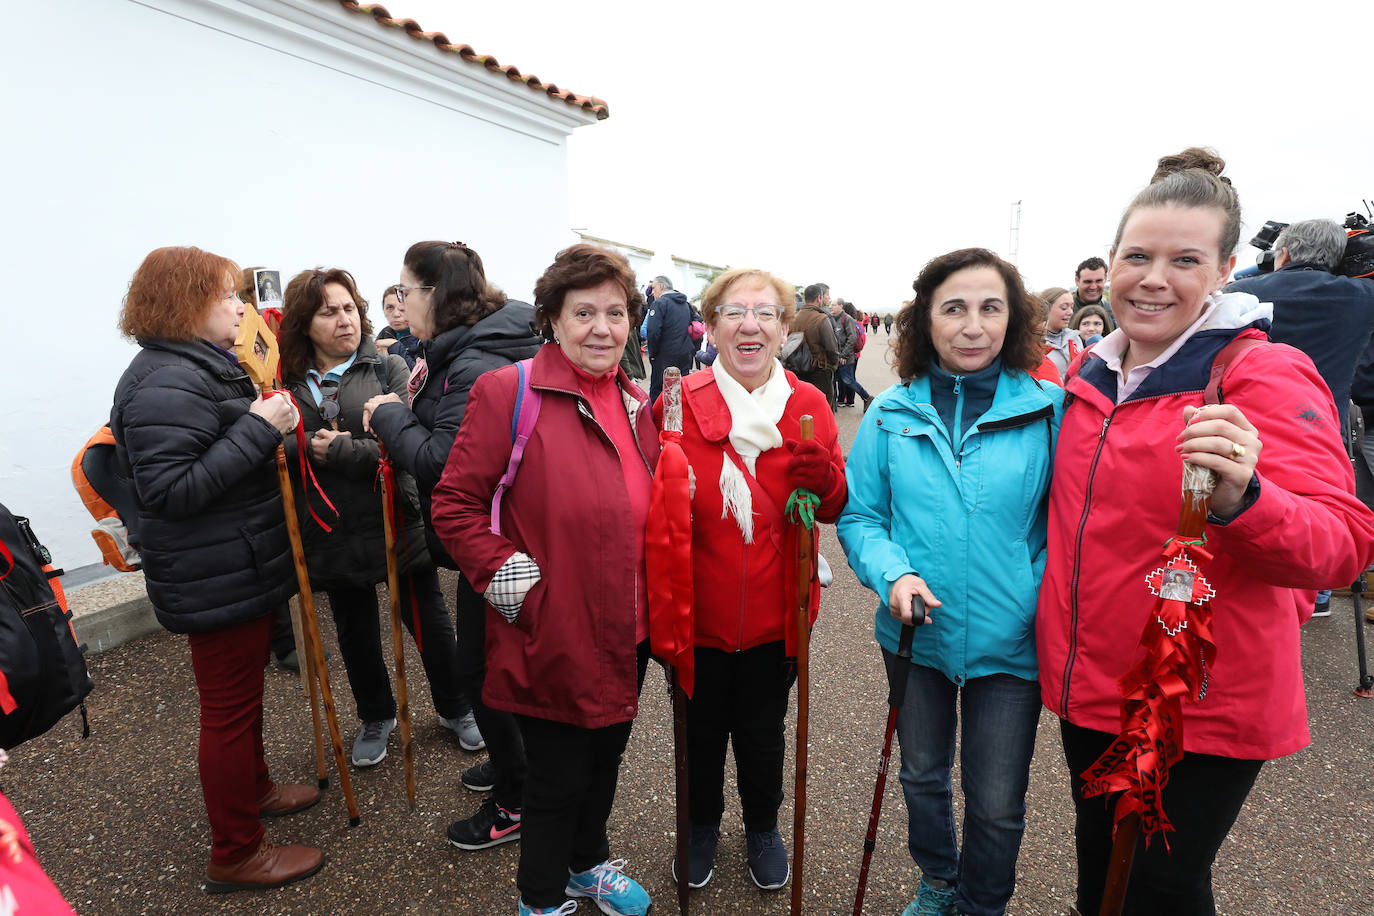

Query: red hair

[119,246,239,341]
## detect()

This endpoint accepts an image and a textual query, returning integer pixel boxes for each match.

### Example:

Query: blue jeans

[835,360,871,401]
[888,658,1040,916]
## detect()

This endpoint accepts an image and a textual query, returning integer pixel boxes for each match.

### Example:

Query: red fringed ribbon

[1081,536,1218,848]
[646,430,694,696]
[267,389,338,533]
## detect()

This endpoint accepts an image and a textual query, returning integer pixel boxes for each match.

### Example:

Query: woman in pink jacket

[1036,148,1374,915]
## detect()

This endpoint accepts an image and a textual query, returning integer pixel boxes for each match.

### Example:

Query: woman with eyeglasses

[110,246,321,893]
[656,268,846,894]
[276,268,476,770]
[375,284,422,369]
[362,241,544,852]
[431,243,659,916]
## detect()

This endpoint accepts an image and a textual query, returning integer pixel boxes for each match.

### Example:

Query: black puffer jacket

[370,300,544,567]
[284,338,430,590]
[110,339,297,634]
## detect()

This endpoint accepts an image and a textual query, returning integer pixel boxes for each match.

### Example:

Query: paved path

[9,340,1374,914]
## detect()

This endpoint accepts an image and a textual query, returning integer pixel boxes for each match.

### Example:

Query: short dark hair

[403,241,507,335]
[893,248,1043,381]
[1076,257,1107,279]
[278,268,372,380]
[1070,303,1115,334]
[803,283,829,303]
[532,244,645,342]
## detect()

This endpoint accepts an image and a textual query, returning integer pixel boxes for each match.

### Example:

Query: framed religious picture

[254,268,284,307]
[233,301,280,388]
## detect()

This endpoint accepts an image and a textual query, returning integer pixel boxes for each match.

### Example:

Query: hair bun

[1150,147,1227,183]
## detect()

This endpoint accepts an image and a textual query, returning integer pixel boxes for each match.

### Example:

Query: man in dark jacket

[831,299,873,410]
[644,275,696,402]
[792,283,841,409]
[1228,218,1374,616]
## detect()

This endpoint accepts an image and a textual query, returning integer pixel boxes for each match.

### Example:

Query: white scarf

[713,360,790,543]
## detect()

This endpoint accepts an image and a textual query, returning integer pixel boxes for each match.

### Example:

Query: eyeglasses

[394,285,434,304]
[318,379,341,423]
[717,305,782,324]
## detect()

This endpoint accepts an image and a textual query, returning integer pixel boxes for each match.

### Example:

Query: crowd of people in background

[90,143,1374,916]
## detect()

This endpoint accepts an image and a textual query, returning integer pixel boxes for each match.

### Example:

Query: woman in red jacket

[662,268,846,893]
[1036,148,1374,915]
[430,244,657,916]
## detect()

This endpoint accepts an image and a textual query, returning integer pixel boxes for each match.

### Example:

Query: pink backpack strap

[1203,335,1265,406]
[490,359,540,535]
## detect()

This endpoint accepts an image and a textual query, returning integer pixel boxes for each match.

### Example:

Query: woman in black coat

[278,268,480,768]
[362,240,544,851]
[110,246,322,893]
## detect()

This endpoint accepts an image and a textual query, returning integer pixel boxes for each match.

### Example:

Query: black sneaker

[1312,600,1332,618]
[746,828,790,891]
[461,759,496,793]
[447,798,522,850]
[670,823,719,889]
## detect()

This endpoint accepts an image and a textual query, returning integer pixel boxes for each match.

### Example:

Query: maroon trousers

[187,614,275,865]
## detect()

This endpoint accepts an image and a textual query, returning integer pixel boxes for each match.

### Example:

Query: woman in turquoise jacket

[839,248,1062,916]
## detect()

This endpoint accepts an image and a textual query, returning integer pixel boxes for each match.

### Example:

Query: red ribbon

[266,389,338,533]
[646,430,694,696]
[1081,539,1218,849]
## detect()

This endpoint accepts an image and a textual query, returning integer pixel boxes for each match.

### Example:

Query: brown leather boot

[257,783,321,818]
[204,838,324,893]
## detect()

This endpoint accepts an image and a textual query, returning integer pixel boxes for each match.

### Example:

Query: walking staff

[647,366,695,915]
[789,415,816,916]
[234,303,360,827]
[378,444,417,809]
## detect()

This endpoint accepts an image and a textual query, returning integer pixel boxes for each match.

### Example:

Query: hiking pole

[790,414,816,916]
[1353,570,1373,699]
[853,622,916,916]
[378,445,417,809]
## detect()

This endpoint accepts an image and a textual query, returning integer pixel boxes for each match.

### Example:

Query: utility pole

[1008,200,1022,265]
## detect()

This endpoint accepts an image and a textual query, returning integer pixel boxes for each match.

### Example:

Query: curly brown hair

[893,248,1043,381]
[277,268,372,380]
[404,241,508,334]
[118,246,239,341]
[532,244,645,341]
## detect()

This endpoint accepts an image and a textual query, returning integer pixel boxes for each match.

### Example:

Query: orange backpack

[70,427,140,573]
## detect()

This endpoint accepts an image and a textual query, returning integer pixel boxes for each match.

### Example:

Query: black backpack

[0,505,93,749]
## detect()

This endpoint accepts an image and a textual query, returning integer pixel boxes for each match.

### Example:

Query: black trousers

[327,566,464,723]
[796,367,836,410]
[687,641,794,833]
[515,642,650,908]
[1059,719,1263,916]
[270,603,295,659]
[455,574,527,810]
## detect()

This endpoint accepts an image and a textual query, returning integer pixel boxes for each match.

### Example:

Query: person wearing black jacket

[375,284,423,369]
[111,246,322,893]
[278,268,478,769]
[362,240,543,852]
[645,276,696,402]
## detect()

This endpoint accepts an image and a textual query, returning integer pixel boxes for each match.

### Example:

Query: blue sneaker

[517,900,578,915]
[564,858,650,916]
[901,876,957,916]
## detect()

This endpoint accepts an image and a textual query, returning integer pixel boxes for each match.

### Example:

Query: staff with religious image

[430,244,659,916]
[109,246,325,894]
[361,240,543,849]
[838,248,1063,916]
[655,268,846,897]
[276,268,472,777]
[1035,148,1374,916]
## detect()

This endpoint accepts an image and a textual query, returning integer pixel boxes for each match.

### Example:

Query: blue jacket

[838,368,1063,683]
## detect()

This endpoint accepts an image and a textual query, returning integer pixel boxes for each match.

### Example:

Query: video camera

[1248,201,1374,279]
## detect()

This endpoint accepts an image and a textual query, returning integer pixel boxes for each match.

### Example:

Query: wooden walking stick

[789,415,817,916]
[1084,345,1260,914]
[378,445,417,810]
[646,367,695,916]
[234,304,360,826]
[289,596,329,788]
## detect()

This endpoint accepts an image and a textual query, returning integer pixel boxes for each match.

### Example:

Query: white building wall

[0,0,595,571]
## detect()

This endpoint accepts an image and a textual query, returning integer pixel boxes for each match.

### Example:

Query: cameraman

[1228,218,1374,615]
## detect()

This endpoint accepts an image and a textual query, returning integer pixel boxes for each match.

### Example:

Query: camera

[1248,202,1374,278]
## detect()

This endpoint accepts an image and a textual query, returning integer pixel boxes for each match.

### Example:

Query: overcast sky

[397,0,1372,309]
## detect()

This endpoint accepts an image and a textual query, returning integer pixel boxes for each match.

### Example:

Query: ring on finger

[1229,441,1247,462]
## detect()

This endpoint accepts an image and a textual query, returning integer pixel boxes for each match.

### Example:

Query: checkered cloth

[486,551,541,623]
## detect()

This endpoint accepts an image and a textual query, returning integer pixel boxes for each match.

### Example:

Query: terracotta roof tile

[334,1,609,119]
